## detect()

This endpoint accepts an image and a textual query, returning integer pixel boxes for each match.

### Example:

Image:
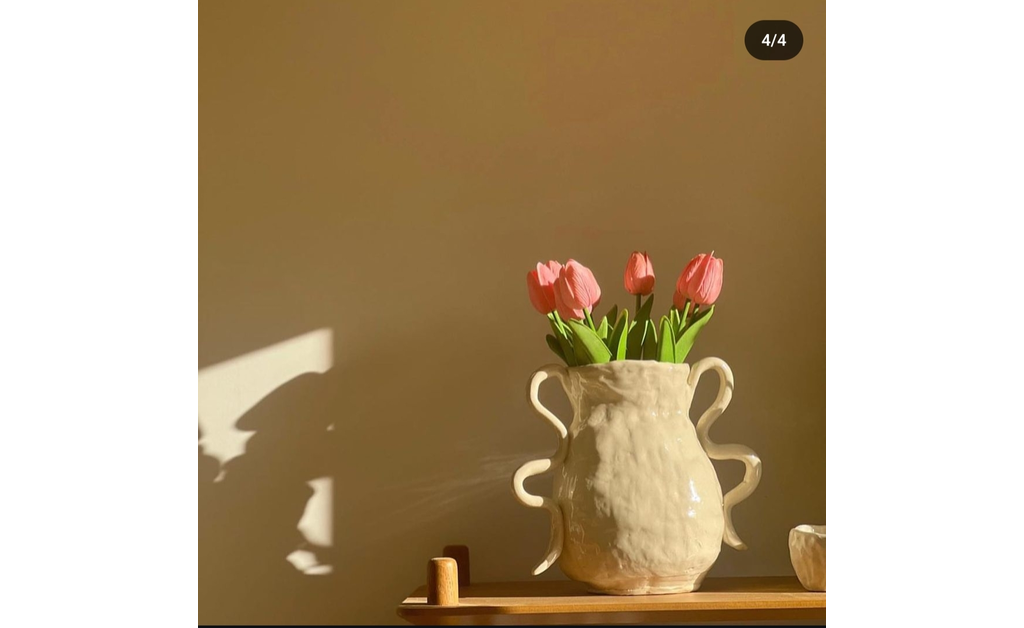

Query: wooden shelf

[398,576,825,625]
[398,545,824,624]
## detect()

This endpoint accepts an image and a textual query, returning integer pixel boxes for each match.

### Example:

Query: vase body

[513,359,761,595]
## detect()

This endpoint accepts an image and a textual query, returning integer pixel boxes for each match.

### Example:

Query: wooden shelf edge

[398,576,825,622]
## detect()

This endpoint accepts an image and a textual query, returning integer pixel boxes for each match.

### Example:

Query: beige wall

[200,1,824,623]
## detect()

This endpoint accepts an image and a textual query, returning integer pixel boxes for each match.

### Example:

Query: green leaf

[573,333,589,365]
[626,325,643,359]
[607,310,628,360]
[625,323,643,359]
[626,298,654,359]
[658,317,675,362]
[670,308,681,336]
[675,305,714,363]
[568,320,612,364]
[692,305,714,324]
[597,316,610,340]
[605,305,618,327]
[549,311,566,336]
[545,334,567,363]
[679,304,713,335]
[636,294,654,323]
[548,313,577,366]
[642,319,658,359]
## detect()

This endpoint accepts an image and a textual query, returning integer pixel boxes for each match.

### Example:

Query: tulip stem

[551,311,566,336]
[635,294,641,318]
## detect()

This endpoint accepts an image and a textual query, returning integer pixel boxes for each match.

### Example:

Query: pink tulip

[526,260,563,314]
[554,259,602,320]
[673,288,688,311]
[623,251,655,296]
[676,252,724,306]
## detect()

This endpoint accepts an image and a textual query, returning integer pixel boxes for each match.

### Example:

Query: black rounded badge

[745,20,803,61]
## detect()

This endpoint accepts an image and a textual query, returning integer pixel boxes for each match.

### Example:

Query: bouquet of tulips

[526,252,723,366]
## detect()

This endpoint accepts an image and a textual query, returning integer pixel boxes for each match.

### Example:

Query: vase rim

[792,524,826,538]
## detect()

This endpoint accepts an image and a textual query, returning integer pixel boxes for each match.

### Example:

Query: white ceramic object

[512,359,762,595]
[789,524,826,591]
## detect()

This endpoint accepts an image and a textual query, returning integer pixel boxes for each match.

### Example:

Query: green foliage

[636,294,654,322]
[548,312,576,366]
[568,320,612,364]
[642,319,658,359]
[607,310,629,361]
[605,305,618,327]
[545,334,565,361]
[674,305,714,363]
[626,295,654,359]
[536,296,716,367]
[657,316,675,362]
[573,332,589,364]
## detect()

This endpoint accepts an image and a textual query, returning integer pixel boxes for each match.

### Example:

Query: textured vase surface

[513,359,761,595]
[789,524,826,591]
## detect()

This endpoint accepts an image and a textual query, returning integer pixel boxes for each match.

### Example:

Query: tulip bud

[623,251,655,296]
[554,259,602,320]
[676,252,723,306]
[526,260,562,314]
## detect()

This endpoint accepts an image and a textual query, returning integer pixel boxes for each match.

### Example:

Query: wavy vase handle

[512,364,569,575]
[689,357,763,550]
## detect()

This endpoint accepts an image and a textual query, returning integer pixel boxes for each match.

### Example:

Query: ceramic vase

[512,359,762,595]
[789,524,826,591]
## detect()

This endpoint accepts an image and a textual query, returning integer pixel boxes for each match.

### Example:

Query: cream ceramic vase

[512,359,762,595]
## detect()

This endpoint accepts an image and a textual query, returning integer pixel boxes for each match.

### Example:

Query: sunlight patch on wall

[286,476,334,575]
[198,328,333,479]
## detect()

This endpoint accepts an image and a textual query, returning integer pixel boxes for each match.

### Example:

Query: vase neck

[569,362,691,406]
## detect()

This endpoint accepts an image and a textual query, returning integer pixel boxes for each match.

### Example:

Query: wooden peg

[427,557,459,607]
[442,544,470,586]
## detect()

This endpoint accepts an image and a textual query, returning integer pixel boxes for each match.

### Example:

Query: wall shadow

[199,371,337,624]
[199,325,559,624]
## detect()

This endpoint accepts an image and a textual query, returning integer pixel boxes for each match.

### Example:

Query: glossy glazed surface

[513,359,761,595]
